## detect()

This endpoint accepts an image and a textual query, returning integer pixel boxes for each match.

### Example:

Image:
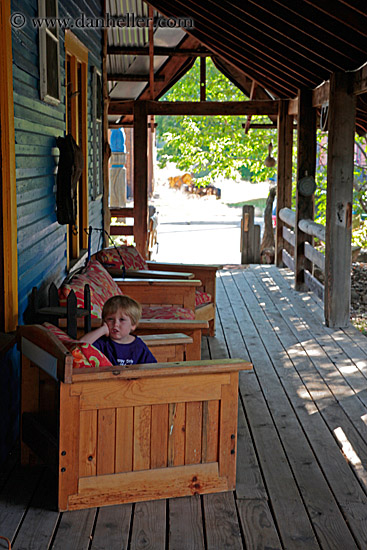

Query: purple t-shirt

[93,336,157,366]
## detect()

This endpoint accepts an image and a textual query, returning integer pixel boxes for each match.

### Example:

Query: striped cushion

[43,322,112,368]
[195,290,212,307]
[142,305,195,320]
[58,260,123,318]
[96,245,148,271]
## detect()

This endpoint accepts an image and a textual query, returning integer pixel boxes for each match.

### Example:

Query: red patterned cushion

[96,245,148,272]
[58,260,123,318]
[195,290,212,307]
[43,322,112,368]
[141,305,195,320]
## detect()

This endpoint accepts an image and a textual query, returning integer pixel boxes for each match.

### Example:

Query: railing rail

[279,207,325,299]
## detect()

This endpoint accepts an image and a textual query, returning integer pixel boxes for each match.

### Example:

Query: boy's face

[103,309,136,343]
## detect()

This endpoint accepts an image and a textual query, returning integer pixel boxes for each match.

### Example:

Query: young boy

[80,295,157,366]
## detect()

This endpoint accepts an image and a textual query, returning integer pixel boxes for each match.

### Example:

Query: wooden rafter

[107,74,164,82]
[115,35,202,125]
[109,99,279,116]
[107,46,211,57]
[244,80,257,134]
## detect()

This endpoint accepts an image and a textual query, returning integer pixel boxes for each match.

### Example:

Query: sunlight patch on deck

[334,427,364,473]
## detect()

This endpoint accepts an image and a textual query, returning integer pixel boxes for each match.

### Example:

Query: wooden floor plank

[254,267,367,477]
[206,293,269,502]
[203,492,243,550]
[168,495,205,550]
[12,468,59,550]
[90,504,132,549]
[235,398,268,501]
[51,508,97,550]
[0,465,44,543]
[275,267,367,368]
[237,498,283,550]
[130,500,166,550]
[235,268,367,547]
[0,447,19,493]
[267,265,367,367]
[216,273,320,549]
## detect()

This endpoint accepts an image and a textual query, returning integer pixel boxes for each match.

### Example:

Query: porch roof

[107,0,367,133]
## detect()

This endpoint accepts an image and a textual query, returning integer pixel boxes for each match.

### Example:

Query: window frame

[38,0,61,105]
[92,66,103,200]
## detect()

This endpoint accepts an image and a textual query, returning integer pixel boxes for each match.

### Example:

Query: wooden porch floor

[1,265,367,549]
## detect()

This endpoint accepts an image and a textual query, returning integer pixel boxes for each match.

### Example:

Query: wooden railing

[109,207,135,237]
[109,206,158,259]
[279,207,325,299]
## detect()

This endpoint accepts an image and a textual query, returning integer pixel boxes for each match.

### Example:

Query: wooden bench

[93,252,220,336]
[18,325,252,512]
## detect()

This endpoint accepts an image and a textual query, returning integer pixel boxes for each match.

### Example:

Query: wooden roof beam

[289,63,367,116]
[108,46,212,57]
[107,74,165,82]
[108,99,280,116]
[352,63,367,96]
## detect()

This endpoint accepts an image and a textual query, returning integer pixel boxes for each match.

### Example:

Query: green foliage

[156,59,277,185]
[352,221,367,248]
[156,58,367,247]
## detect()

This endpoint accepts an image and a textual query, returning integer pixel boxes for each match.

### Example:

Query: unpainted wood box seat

[18,325,252,511]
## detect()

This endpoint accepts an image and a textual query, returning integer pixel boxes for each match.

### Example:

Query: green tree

[157,58,367,247]
[156,58,277,185]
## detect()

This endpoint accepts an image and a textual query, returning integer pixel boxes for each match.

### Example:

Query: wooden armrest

[140,333,193,346]
[122,269,195,280]
[116,279,200,310]
[85,318,209,330]
[17,325,73,383]
[137,319,209,330]
[146,261,222,272]
[71,358,252,382]
[115,278,201,287]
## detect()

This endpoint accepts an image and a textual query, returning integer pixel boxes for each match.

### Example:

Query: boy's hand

[79,320,110,344]
[102,321,110,337]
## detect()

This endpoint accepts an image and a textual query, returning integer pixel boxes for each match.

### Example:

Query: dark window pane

[46,34,59,99]
[96,74,102,120]
[46,0,57,37]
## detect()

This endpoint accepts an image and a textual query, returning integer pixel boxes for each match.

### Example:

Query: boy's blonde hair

[102,295,142,326]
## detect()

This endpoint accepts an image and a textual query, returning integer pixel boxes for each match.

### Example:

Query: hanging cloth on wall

[56,134,84,225]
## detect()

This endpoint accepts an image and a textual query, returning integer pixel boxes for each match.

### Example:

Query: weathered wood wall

[2,0,104,463]
[12,0,104,324]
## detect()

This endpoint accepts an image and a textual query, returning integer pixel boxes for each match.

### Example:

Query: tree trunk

[260,186,276,263]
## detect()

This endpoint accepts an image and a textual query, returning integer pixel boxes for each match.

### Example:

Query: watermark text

[10,12,194,30]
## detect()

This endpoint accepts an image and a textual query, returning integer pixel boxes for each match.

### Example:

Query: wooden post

[133,101,148,258]
[0,0,18,331]
[294,89,316,290]
[276,100,293,266]
[241,205,260,264]
[102,25,111,247]
[324,72,356,328]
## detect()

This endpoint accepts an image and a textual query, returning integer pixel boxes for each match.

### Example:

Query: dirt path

[149,174,269,264]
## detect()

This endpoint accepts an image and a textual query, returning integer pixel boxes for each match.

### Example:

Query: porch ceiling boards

[108,0,367,133]
[2,266,367,548]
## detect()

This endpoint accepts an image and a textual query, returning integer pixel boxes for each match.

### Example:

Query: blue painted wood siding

[11,0,104,324]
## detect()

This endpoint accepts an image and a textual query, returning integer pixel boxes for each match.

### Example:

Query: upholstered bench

[18,324,252,511]
[92,245,220,336]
